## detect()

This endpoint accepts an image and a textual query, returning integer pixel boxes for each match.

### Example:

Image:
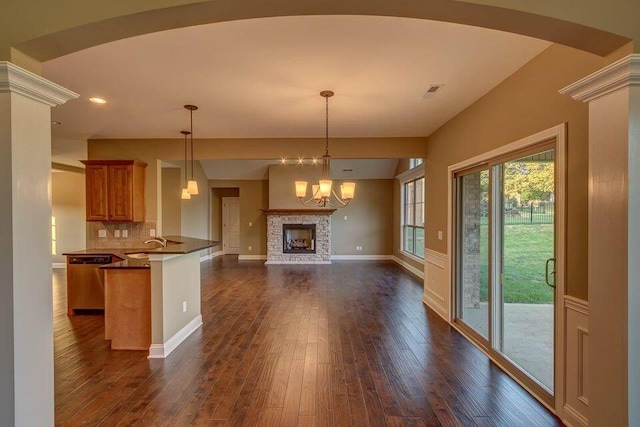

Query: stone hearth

[263,209,335,264]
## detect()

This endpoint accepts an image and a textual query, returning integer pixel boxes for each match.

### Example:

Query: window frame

[397,162,425,260]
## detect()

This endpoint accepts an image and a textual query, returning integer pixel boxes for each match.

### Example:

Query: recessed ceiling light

[52,121,62,125]
[89,97,107,104]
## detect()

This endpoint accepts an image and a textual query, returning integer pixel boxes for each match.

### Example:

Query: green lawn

[479,224,554,304]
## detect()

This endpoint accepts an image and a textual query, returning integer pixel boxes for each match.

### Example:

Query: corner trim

[392,255,424,279]
[148,314,202,359]
[0,61,79,106]
[559,54,640,102]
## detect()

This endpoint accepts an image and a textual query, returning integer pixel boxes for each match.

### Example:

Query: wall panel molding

[564,296,589,427]
[423,249,448,321]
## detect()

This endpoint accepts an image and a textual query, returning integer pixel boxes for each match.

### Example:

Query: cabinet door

[85,165,109,221]
[108,165,133,221]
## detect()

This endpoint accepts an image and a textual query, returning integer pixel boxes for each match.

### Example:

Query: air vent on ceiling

[421,84,444,99]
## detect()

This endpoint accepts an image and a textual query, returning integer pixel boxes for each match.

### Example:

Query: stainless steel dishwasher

[66,255,113,314]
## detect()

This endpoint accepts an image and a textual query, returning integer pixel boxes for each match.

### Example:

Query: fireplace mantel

[262,209,336,215]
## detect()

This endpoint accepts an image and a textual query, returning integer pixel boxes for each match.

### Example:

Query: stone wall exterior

[265,213,331,264]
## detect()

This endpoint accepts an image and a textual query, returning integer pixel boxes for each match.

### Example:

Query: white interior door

[222,197,240,254]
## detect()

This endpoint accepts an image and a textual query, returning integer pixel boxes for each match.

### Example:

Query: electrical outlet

[150,229,156,237]
[248,245,252,251]
[438,231,443,240]
[98,229,107,238]
[344,215,348,220]
[122,229,128,238]
[182,301,187,313]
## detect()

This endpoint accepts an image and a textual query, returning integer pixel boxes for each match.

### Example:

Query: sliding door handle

[545,258,556,288]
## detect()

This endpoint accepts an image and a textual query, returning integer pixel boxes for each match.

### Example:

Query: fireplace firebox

[283,224,316,254]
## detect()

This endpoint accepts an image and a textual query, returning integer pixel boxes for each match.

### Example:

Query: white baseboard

[392,256,424,279]
[239,255,267,261]
[148,314,202,359]
[200,251,224,262]
[331,254,393,261]
[52,262,66,269]
[265,260,331,265]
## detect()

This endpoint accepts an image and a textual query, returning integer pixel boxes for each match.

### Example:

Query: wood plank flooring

[53,257,561,426]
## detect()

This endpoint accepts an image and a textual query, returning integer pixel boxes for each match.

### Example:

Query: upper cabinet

[81,160,147,222]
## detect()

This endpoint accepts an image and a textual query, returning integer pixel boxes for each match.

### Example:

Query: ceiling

[44,15,550,142]
[197,158,400,180]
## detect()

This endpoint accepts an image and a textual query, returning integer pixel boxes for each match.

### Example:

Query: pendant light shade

[187,179,199,195]
[181,188,192,200]
[185,104,199,195]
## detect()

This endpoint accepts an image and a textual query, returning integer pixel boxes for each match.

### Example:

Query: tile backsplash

[87,221,157,248]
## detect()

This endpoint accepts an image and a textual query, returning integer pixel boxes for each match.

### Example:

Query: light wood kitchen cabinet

[81,160,147,222]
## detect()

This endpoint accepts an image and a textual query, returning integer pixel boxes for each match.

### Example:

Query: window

[403,176,425,258]
[410,158,423,169]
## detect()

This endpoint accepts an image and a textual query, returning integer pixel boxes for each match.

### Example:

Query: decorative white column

[0,62,78,426]
[560,54,640,427]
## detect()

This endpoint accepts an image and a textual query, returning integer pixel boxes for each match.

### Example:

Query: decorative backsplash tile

[87,221,157,248]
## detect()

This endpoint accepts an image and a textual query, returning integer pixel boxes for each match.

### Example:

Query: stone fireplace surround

[263,209,336,264]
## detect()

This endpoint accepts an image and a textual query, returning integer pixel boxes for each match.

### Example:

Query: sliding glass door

[454,143,556,400]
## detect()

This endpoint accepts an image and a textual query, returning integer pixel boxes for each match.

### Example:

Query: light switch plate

[249,221,252,227]
[248,245,252,251]
[344,216,348,220]
[98,230,107,238]
[150,229,156,237]
[182,301,187,313]
[114,230,120,238]
[438,231,443,240]
[122,229,128,238]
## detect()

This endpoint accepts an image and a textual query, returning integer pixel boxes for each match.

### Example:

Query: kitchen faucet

[144,236,168,247]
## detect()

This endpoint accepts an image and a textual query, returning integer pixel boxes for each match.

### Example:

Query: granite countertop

[63,236,220,270]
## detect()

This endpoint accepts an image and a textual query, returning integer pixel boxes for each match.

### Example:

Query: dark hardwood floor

[53,257,561,426]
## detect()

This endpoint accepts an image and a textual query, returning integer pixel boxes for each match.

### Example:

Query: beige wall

[208,180,269,256]
[424,43,632,300]
[329,179,394,256]
[51,170,86,262]
[161,168,181,236]
[180,160,209,241]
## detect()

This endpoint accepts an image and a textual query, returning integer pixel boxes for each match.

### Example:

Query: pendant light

[295,90,356,208]
[181,130,191,200]
[184,104,199,195]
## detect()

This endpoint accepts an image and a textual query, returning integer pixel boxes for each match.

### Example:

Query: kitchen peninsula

[64,236,218,358]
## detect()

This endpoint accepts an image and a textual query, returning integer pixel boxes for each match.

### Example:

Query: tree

[503,162,554,204]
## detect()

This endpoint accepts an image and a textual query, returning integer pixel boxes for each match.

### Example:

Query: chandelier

[295,90,356,208]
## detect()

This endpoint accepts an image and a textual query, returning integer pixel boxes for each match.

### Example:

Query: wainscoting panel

[563,296,589,427]
[422,249,449,321]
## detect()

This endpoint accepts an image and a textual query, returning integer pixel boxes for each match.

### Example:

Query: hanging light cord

[325,94,329,157]
[190,109,195,180]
